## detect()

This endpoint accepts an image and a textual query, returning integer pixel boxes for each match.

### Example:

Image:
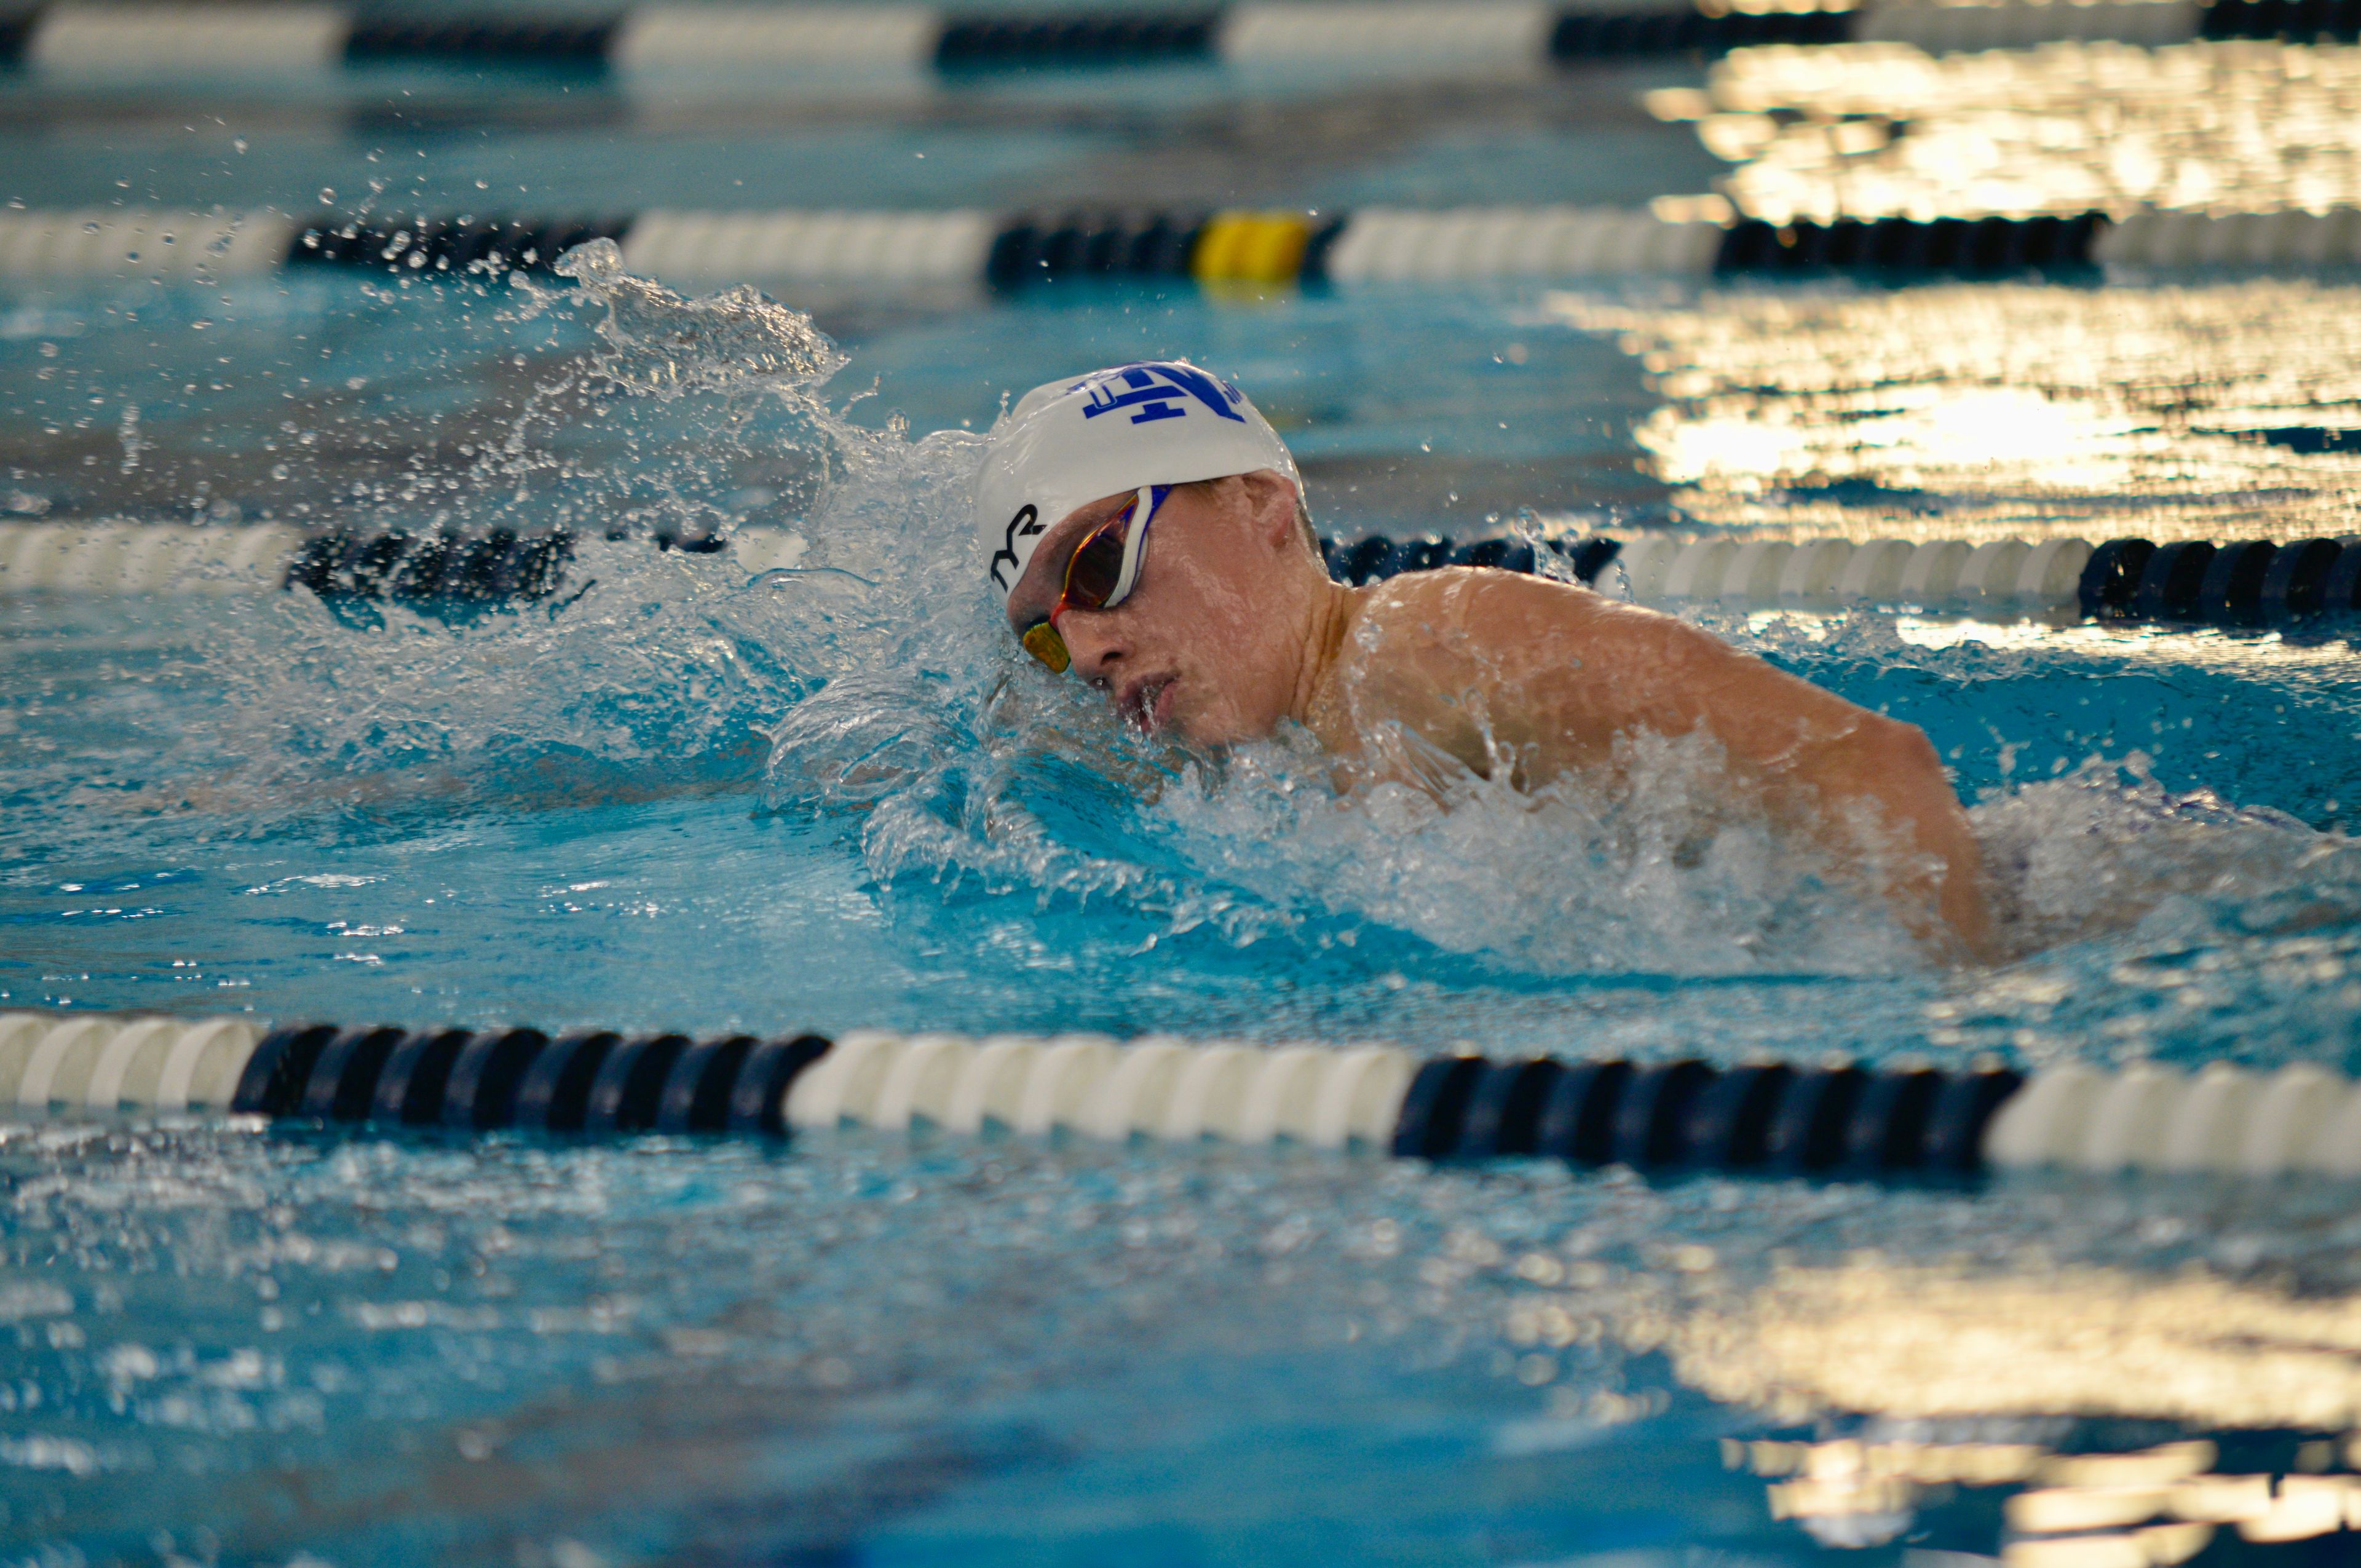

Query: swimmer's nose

[1053,609,1123,684]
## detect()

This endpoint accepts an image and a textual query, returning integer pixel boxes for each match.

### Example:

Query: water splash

[184,251,988,825]
[1979,754,2361,957]
[552,237,847,401]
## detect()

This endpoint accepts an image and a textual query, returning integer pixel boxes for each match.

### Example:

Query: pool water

[6,55,2361,1568]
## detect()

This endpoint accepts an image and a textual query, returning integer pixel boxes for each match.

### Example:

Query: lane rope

[6,1008,2354,1182]
[6,521,2359,632]
[17,203,2361,291]
[0,1,2331,78]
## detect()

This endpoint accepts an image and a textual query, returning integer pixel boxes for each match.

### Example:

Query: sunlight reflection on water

[1691,40,2361,223]
[1549,279,2361,538]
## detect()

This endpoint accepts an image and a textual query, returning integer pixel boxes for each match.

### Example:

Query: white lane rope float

[0,1008,2354,1183]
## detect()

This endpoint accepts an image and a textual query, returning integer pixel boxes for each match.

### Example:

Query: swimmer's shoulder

[1348,564,1645,658]
[1317,566,1619,722]
[1314,567,1645,781]
[1330,564,1711,725]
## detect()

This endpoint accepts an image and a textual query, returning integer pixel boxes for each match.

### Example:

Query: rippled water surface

[1695,41,2361,223]
[12,1122,2361,1566]
[4,250,2361,1563]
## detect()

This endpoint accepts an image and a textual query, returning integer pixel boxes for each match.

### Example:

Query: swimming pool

[7,32,2361,1568]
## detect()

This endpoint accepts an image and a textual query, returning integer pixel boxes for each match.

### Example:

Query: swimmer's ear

[1236,469,1300,552]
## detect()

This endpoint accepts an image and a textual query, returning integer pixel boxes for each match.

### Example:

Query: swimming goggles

[1017,485,1169,675]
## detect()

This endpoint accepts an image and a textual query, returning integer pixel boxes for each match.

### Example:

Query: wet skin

[1005,470,1996,960]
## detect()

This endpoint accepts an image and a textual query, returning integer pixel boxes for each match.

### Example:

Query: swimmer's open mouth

[1119,676,1175,734]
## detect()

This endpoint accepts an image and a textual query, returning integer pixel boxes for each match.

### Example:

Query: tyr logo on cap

[1077,363,1248,427]
[989,504,1042,593]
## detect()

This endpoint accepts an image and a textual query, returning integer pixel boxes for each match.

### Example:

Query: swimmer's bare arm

[1307,569,1995,959]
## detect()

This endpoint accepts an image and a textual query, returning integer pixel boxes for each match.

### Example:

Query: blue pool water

[7,54,2361,1568]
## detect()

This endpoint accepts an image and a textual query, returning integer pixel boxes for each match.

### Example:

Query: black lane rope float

[4,0,2354,79]
[6,1010,2358,1181]
[2073,536,2361,624]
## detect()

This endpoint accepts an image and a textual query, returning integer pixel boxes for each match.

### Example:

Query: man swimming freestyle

[976,361,1995,960]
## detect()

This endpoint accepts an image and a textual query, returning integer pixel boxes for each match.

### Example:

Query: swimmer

[977,361,1995,960]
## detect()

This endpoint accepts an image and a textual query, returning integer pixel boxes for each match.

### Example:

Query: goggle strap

[1106,485,1162,608]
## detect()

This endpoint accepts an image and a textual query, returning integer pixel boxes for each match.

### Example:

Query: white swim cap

[975,360,1302,607]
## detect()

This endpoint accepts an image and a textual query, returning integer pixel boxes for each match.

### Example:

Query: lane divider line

[18,204,2361,290]
[10,1008,2353,1183]
[2,0,2338,79]
[1334,530,2361,627]
[4,521,2358,632]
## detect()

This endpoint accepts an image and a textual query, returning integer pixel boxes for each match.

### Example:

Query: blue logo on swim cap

[1077,363,1248,427]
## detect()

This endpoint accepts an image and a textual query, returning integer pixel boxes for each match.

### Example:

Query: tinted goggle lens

[1061,515,1132,611]
[1020,619,1071,674]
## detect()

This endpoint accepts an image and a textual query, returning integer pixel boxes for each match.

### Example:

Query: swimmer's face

[1005,470,1313,747]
